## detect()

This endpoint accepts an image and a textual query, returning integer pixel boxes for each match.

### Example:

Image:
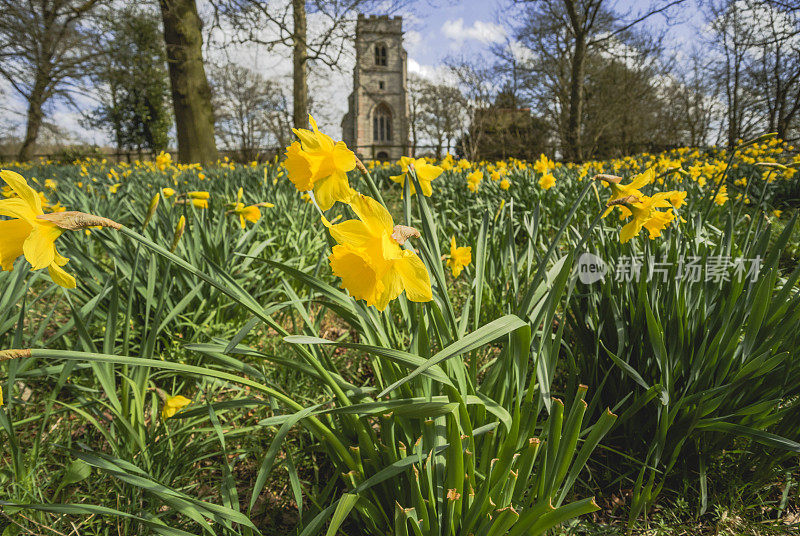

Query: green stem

[28,348,356,471]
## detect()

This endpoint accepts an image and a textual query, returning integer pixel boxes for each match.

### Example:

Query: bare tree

[407,74,466,158]
[706,0,761,146]
[0,0,105,160]
[445,57,495,160]
[513,0,686,161]
[210,0,411,130]
[746,0,800,141]
[407,73,425,156]
[654,56,715,148]
[210,63,292,160]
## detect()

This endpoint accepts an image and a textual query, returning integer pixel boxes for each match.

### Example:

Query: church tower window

[373,104,392,142]
[374,44,387,66]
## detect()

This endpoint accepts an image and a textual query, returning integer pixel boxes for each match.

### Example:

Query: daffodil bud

[143,193,160,229]
[754,162,788,170]
[0,349,31,361]
[171,215,186,252]
[592,174,623,184]
[37,211,121,231]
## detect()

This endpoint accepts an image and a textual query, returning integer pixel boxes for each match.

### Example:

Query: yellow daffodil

[390,156,443,197]
[664,190,687,209]
[232,203,261,228]
[161,187,175,198]
[440,155,454,171]
[187,191,209,200]
[447,237,472,278]
[156,151,172,172]
[162,394,191,420]
[0,170,75,288]
[538,173,555,190]
[191,198,208,209]
[326,193,432,311]
[615,194,676,243]
[467,171,483,192]
[533,154,554,175]
[773,209,782,218]
[500,178,510,190]
[714,185,729,206]
[284,115,356,211]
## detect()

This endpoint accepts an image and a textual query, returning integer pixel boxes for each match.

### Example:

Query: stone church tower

[341,14,408,161]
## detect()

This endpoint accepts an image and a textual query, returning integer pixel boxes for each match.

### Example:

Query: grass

[0,139,799,534]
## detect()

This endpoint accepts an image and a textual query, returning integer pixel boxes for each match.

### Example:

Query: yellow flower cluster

[284,116,433,311]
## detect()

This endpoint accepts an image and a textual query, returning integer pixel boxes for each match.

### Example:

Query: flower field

[1,127,799,535]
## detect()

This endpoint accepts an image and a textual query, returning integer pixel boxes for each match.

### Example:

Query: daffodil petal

[53,249,69,267]
[348,193,394,234]
[395,251,432,302]
[313,171,352,211]
[22,224,61,270]
[327,219,373,248]
[0,218,30,270]
[0,198,39,223]
[48,261,76,289]
[1,170,42,214]
[619,220,640,243]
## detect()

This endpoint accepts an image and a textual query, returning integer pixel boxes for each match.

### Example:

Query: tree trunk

[18,72,48,161]
[728,54,740,149]
[566,33,586,162]
[159,0,218,164]
[292,0,309,129]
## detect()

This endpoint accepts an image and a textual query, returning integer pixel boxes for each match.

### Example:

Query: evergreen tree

[87,6,173,153]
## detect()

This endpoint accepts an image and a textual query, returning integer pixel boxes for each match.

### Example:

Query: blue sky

[401,0,504,67]
[399,0,701,71]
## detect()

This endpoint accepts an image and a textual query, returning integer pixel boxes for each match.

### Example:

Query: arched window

[374,44,387,66]
[376,151,390,161]
[373,104,392,142]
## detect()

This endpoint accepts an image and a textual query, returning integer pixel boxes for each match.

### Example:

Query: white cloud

[404,30,423,56]
[508,40,536,63]
[441,18,505,46]
[407,58,457,85]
